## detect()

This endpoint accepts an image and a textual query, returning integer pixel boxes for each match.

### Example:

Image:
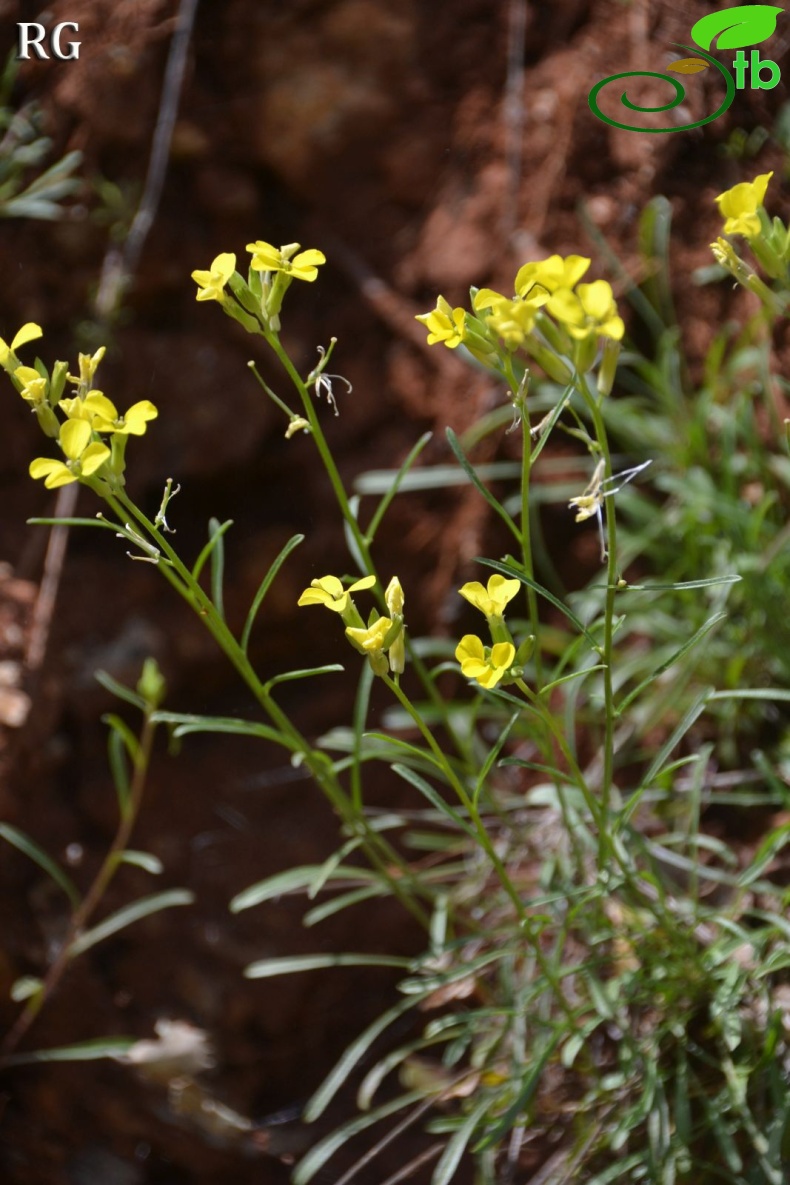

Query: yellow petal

[30,457,74,488]
[80,442,111,476]
[11,323,43,351]
[60,418,92,460]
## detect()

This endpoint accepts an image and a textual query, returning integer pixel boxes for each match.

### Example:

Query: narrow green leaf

[432,1095,491,1185]
[474,712,520,808]
[390,764,477,840]
[28,517,117,530]
[241,533,304,654]
[362,431,433,542]
[209,517,228,620]
[3,1036,137,1067]
[445,428,521,544]
[244,953,411,979]
[0,823,80,908]
[263,664,343,692]
[191,517,233,585]
[618,574,741,592]
[303,995,418,1121]
[94,669,146,711]
[474,1033,561,1151]
[294,1090,425,1185]
[151,711,291,750]
[304,884,387,926]
[230,863,380,912]
[116,850,163,875]
[639,688,713,787]
[107,727,131,818]
[69,889,194,957]
[616,612,726,715]
[102,713,142,766]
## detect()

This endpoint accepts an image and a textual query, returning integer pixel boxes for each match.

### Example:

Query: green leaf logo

[691,4,783,51]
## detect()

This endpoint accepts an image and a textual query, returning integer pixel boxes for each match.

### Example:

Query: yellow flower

[29,419,110,489]
[14,365,48,408]
[0,323,42,369]
[60,391,158,436]
[192,253,237,302]
[547,280,624,342]
[415,296,466,348]
[715,172,772,239]
[384,577,405,673]
[455,635,515,689]
[346,616,394,677]
[69,346,106,389]
[459,575,520,619]
[515,254,590,298]
[474,287,548,350]
[345,617,392,653]
[385,576,404,616]
[246,241,325,282]
[297,574,376,613]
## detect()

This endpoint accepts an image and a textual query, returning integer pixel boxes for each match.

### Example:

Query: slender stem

[578,380,619,869]
[264,330,468,757]
[1,710,157,1059]
[519,411,545,688]
[382,673,576,1019]
[108,489,431,929]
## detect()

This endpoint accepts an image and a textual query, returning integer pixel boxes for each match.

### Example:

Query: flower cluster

[416,252,624,385]
[191,239,326,335]
[712,172,789,300]
[1,328,157,490]
[455,574,527,690]
[298,574,405,677]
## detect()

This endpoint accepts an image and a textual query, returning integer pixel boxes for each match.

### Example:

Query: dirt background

[0,0,787,1181]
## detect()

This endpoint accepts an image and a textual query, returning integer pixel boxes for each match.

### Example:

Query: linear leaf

[191,517,233,585]
[244,953,411,979]
[230,864,380,912]
[0,823,80,907]
[391,764,477,840]
[445,428,521,543]
[362,431,433,541]
[151,711,289,750]
[94,669,146,711]
[304,995,419,1121]
[69,889,194,957]
[264,664,343,692]
[3,1036,137,1067]
[616,612,726,714]
[241,533,304,653]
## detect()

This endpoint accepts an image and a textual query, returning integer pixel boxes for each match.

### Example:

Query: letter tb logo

[17,22,81,61]
[588,4,783,133]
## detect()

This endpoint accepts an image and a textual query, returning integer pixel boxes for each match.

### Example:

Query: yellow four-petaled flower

[192,253,237,302]
[715,172,772,239]
[297,574,376,613]
[459,575,520,619]
[29,419,110,489]
[455,635,515,689]
[246,241,325,282]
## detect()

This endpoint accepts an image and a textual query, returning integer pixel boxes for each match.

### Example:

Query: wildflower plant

[6,197,790,1185]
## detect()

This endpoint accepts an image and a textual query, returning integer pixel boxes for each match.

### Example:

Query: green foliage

[6,179,790,1183]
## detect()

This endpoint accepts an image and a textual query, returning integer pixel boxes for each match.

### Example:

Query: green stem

[264,330,468,758]
[108,489,431,929]
[382,673,576,1019]
[578,379,619,870]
